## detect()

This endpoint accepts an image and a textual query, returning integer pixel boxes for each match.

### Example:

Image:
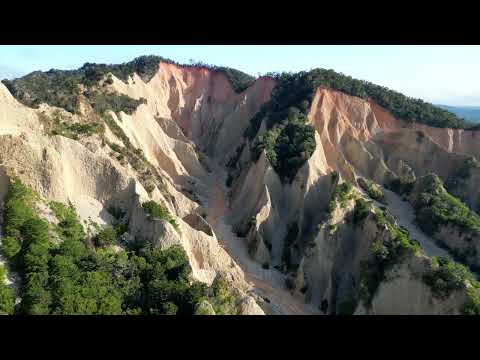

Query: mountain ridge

[0,56,479,315]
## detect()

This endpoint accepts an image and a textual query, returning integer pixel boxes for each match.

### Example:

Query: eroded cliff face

[111,63,276,171]
[226,86,480,314]
[0,63,276,315]
[2,59,479,315]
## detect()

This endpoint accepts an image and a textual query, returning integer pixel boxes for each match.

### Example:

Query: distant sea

[437,104,480,123]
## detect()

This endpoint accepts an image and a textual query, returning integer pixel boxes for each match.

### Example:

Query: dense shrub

[0,265,15,315]
[358,178,385,203]
[3,179,35,238]
[49,201,85,242]
[423,256,474,299]
[94,226,117,247]
[412,173,480,235]
[209,275,238,315]
[140,245,207,315]
[328,182,355,214]
[2,70,82,113]
[194,300,216,315]
[252,118,316,183]
[142,200,178,230]
[1,180,239,315]
[42,111,105,140]
[106,205,126,221]
[84,89,146,115]
[20,218,53,314]
[386,177,415,196]
[353,198,371,224]
[463,285,480,315]
[422,256,480,315]
[246,73,317,184]
[1,236,22,260]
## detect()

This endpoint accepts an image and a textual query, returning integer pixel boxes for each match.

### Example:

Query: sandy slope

[381,188,451,259]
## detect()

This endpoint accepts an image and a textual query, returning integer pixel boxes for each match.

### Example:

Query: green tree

[1,236,22,260]
[94,226,117,247]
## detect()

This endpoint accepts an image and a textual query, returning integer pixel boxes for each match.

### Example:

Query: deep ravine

[199,157,320,315]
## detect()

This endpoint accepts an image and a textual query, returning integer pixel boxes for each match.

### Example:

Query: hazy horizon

[1,45,479,107]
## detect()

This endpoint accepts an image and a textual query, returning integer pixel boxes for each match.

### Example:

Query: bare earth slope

[1,61,480,315]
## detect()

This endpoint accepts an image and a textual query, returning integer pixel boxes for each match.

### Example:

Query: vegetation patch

[246,76,317,184]
[208,275,239,315]
[422,256,480,315]
[84,89,146,115]
[358,178,385,203]
[142,200,179,230]
[101,112,167,195]
[1,180,239,315]
[328,182,355,214]
[386,177,415,196]
[49,201,85,242]
[358,205,421,307]
[252,117,316,183]
[353,198,371,224]
[423,256,474,299]
[39,110,104,140]
[0,265,15,315]
[412,173,480,236]
[94,226,118,247]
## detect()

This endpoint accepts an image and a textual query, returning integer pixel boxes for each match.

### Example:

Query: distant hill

[437,104,480,123]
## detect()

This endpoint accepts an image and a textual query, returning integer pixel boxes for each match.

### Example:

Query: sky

[0,45,479,106]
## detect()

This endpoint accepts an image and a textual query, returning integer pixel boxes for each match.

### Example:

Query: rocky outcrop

[2,58,480,315]
[111,63,276,166]
[0,71,268,314]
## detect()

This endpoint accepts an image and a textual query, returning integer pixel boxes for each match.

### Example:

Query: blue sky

[1,45,479,106]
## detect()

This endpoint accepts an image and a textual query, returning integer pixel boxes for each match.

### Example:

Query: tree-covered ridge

[255,69,473,131]
[247,74,317,184]
[244,67,475,183]
[0,179,238,315]
[1,66,147,115]
[1,55,255,114]
[212,66,255,93]
[252,114,316,183]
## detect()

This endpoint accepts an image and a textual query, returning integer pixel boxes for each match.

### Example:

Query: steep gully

[199,158,320,315]
[358,186,451,259]
[201,160,450,314]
